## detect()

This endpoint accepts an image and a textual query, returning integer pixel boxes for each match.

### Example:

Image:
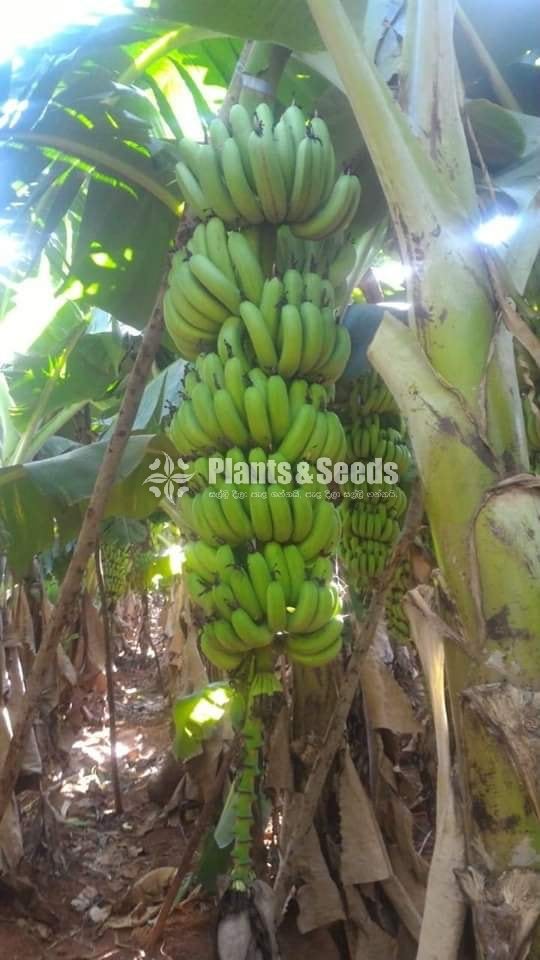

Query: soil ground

[0,639,338,960]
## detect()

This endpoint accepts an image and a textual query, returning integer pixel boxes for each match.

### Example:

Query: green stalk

[400,0,476,211]
[0,374,19,466]
[230,698,263,891]
[21,401,88,463]
[238,43,291,113]
[10,327,86,466]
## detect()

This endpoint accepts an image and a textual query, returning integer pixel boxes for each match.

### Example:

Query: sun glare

[0,0,129,62]
[474,214,519,247]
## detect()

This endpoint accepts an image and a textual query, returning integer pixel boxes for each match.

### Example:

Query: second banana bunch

[336,369,412,589]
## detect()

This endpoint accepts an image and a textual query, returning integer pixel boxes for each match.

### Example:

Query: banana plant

[302,1,540,956]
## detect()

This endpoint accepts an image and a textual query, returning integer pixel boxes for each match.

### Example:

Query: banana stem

[238,43,291,114]
[230,694,264,890]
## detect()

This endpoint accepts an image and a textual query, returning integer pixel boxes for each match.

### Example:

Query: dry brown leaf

[56,644,77,686]
[360,648,420,734]
[0,707,23,873]
[344,886,398,960]
[389,795,429,884]
[381,874,422,941]
[339,750,392,886]
[387,843,426,916]
[116,866,176,914]
[6,647,42,776]
[294,825,344,933]
[404,587,466,960]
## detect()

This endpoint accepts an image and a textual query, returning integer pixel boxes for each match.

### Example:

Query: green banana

[200,352,226,390]
[267,375,290,445]
[201,628,244,670]
[283,268,304,306]
[175,160,207,219]
[227,231,265,303]
[299,301,324,374]
[274,118,296,195]
[263,542,291,602]
[282,102,306,147]
[283,544,306,603]
[287,136,313,222]
[247,551,273,610]
[301,410,329,462]
[213,388,250,447]
[290,173,361,240]
[244,384,273,449]
[204,217,236,283]
[170,257,229,324]
[259,276,283,340]
[229,103,256,188]
[249,484,273,542]
[240,301,278,372]
[310,115,336,201]
[217,483,253,541]
[227,567,263,623]
[318,325,351,384]
[299,499,340,559]
[188,222,209,257]
[221,137,264,224]
[287,580,319,633]
[268,485,293,543]
[217,315,251,369]
[248,121,287,224]
[266,580,287,633]
[286,617,342,664]
[277,403,317,462]
[288,379,309,419]
[191,381,224,443]
[277,305,303,378]
[209,117,230,154]
[291,488,314,543]
[231,608,272,649]
[223,357,248,417]
[188,253,241,315]
[197,142,238,222]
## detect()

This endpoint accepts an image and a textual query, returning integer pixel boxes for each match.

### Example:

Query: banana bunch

[184,536,342,671]
[164,223,264,359]
[339,491,405,585]
[276,225,357,298]
[336,365,413,592]
[100,541,132,602]
[347,416,412,474]
[175,102,361,235]
[348,369,398,418]
[385,560,412,642]
[129,548,153,593]
[169,360,346,459]
[179,483,340,557]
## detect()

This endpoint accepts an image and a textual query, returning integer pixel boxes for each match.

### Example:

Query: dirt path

[0,638,222,960]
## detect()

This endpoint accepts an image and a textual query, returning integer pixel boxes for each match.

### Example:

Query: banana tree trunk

[307,1,540,956]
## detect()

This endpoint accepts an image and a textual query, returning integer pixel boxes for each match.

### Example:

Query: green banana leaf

[172,682,233,760]
[0,432,173,573]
